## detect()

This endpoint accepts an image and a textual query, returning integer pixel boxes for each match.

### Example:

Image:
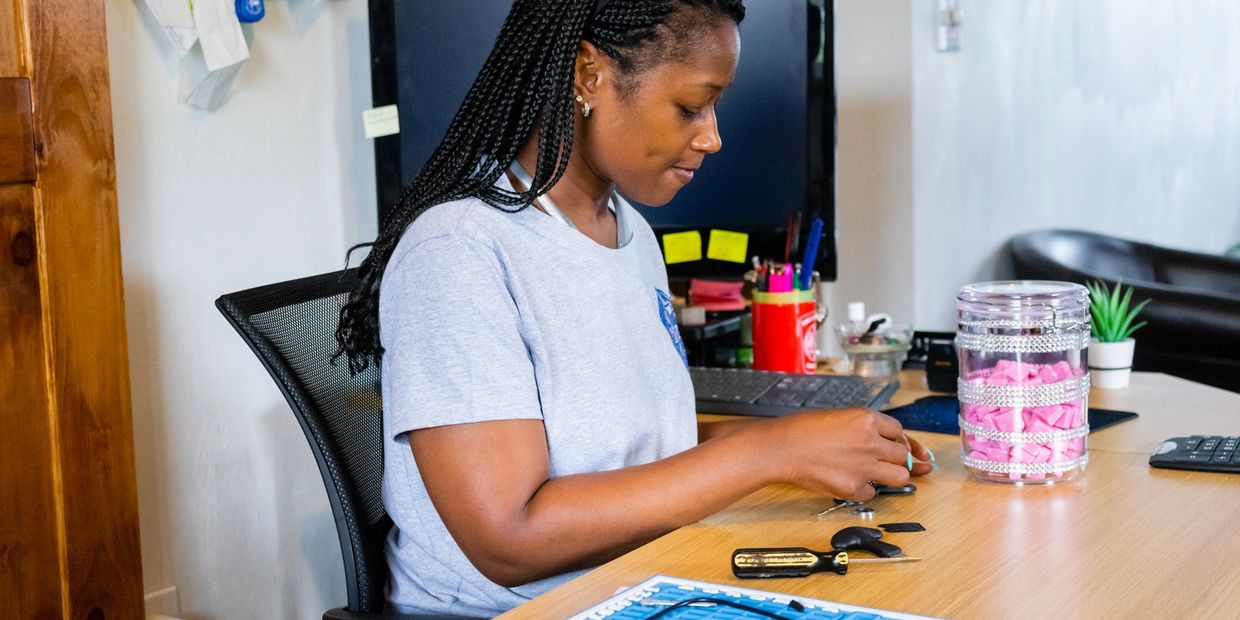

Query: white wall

[831,1,1240,333]
[909,0,1240,328]
[828,0,916,339]
[107,0,376,617]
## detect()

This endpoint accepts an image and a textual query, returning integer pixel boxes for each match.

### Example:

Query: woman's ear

[574,40,606,98]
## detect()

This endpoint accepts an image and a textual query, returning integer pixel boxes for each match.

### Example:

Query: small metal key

[816,499,863,518]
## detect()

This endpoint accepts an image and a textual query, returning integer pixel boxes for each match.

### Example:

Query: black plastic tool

[871,483,916,495]
[879,522,926,533]
[830,526,904,558]
[732,547,919,578]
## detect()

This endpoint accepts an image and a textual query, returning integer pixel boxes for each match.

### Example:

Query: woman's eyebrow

[685,81,728,92]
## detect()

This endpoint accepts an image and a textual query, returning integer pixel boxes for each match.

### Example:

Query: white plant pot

[1090,338,1135,390]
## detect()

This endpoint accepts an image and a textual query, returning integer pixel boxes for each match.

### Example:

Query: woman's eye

[679,105,702,120]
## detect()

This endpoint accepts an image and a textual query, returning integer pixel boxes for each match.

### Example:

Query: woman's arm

[410,407,927,587]
[697,418,758,442]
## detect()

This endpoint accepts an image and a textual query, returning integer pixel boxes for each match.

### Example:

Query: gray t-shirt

[378,179,697,617]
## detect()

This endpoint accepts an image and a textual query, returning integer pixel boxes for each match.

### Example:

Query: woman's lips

[671,167,696,184]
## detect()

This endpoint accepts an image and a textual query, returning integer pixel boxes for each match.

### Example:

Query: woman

[336,0,933,616]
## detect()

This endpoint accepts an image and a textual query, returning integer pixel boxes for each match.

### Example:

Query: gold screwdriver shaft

[848,556,922,564]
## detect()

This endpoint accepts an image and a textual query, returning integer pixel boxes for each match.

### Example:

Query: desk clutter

[569,575,934,620]
[834,303,912,378]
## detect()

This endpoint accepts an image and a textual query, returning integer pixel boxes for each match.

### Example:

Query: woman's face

[578,22,741,206]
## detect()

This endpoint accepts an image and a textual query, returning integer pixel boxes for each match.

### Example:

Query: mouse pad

[883,395,1138,435]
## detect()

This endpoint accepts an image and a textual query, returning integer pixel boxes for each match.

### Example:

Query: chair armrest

[1154,246,1240,295]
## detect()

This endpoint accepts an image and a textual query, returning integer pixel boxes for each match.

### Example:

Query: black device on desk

[1150,436,1240,474]
[690,367,899,417]
[904,331,957,393]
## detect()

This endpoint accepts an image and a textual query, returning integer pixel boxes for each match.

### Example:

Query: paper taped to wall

[142,0,198,56]
[192,0,250,71]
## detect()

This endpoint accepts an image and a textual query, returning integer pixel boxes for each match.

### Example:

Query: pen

[799,218,823,291]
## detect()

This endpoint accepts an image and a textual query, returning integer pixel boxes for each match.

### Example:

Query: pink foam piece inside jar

[961,361,1086,478]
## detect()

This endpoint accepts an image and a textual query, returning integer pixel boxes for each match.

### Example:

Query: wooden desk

[501,372,1240,619]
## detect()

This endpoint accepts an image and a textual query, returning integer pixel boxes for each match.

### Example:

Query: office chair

[1010,229,1240,393]
[216,269,474,620]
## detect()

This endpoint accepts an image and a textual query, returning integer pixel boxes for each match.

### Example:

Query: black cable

[644,595,804,619]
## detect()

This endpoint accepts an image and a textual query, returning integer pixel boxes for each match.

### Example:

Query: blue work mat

[882,396,1137,435]
[568,575,935,619]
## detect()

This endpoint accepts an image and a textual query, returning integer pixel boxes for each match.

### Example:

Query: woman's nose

[691,111,723,154]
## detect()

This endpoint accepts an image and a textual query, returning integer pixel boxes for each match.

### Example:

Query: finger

[877,435,911,467]
[868,461,913,488]
[906,435,932,462]
[840,481,879,503]
[906,435,937,475]
[873,411,907,442]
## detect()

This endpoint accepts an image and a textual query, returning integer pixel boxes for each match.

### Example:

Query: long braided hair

[336,0,745,373]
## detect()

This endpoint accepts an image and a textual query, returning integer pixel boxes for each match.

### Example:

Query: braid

[335,0,746,373]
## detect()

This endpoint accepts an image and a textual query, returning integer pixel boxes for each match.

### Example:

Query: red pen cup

[752,290,818,373]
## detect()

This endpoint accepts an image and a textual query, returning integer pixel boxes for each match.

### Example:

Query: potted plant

[1086,280,1150,389]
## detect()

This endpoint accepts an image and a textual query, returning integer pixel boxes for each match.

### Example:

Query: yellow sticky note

[706,229,750,263]
[662,231,703,264]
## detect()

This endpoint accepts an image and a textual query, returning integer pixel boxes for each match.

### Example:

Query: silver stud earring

[576,94,592,118]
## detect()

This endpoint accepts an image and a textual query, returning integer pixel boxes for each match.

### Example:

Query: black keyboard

[690,367,900,417]
[1149,436,1240,474]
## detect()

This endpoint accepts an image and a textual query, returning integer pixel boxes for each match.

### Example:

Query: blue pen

[799,218,823,291]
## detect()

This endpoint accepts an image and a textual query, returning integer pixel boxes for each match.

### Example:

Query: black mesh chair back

[216,269,391,616]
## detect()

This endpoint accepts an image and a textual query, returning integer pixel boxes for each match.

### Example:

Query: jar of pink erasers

[956,281,1091,484]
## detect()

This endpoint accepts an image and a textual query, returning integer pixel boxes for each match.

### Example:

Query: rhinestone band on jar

[958,416,1090,444]
[960,453,1089,475]
[958,317,1090,331]
[956,331,1090,354]
[957,375,1091,408]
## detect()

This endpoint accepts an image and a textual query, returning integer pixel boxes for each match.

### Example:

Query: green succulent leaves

[1087,280,1150,343]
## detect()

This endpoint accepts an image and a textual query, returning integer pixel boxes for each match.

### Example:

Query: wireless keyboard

[690,367,899,417]
[1149,436,1240,474]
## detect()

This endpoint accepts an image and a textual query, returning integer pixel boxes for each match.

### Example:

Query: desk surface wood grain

[501,372,1240,619]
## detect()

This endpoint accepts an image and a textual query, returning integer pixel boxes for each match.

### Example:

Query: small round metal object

[854,507,876,517]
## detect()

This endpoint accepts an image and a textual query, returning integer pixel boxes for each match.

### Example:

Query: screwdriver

[732,547,921,579]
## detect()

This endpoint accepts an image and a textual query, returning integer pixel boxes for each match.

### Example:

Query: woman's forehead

[638,25,738,85]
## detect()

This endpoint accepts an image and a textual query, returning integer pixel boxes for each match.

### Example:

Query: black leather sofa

[1009,230,1240,393]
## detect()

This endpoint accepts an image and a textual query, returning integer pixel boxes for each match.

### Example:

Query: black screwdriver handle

[732,547,848,579]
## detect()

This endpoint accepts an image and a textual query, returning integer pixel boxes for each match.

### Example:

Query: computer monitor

[368,0,836,282]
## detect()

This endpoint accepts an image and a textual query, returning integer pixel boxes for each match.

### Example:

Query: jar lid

[957,280,1089,322]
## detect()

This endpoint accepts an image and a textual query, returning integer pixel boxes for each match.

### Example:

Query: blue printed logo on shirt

[656,288,689,368]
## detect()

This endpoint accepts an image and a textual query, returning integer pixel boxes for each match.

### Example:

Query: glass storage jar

[956,281,1091,484]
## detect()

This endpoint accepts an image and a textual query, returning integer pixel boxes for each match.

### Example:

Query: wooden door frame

[1,0,144,617]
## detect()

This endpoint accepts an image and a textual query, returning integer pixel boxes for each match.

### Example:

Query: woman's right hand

[753,407,916,501]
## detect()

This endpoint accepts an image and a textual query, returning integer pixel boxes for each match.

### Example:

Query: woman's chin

[620,183,684,208]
